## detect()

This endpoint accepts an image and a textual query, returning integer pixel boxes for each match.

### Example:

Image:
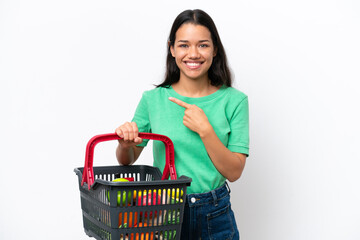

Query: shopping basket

[74,133,192,240]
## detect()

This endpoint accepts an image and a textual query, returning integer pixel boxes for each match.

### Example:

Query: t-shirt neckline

[167,85,227,104]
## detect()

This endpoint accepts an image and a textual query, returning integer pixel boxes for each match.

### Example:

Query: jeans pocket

[207,204,235,240]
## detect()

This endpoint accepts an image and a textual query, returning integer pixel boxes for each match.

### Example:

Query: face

[170,23,217,83]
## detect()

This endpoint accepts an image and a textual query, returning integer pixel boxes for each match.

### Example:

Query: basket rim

[74,166,192,190]
[93,175,191,188]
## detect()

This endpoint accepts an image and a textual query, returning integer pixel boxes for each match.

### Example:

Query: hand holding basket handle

[81,133,177,189]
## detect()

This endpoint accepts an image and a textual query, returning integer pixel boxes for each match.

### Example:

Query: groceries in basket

[107,178,134,206]
[117,188,183,228]
[74,133,191,240]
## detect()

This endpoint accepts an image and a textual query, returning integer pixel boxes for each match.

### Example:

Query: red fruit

[137,191,161,206]
[137,191,162,219]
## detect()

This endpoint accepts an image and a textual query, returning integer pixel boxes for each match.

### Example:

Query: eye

[199,44,209,48]
[179,44,188,48]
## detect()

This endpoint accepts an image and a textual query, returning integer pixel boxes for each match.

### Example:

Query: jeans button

[191,197,196,203]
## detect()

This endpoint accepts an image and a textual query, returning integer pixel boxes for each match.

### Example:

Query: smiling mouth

[185,61,203,69]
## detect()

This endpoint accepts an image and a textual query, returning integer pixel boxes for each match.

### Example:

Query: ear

[213,47,218,57]
[169,43,175,57]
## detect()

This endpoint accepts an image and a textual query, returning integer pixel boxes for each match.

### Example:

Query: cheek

[205,54,214,65]
[201,49,215,61]
[174,52,186,63]
[175,49,186,57]
[174,55,182,63]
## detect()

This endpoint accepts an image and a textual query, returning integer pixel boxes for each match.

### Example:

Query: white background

[1,0,359,239]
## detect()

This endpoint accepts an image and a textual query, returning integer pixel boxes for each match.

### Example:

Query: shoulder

[221,87,249,122]
[139,87,171,106]
[222,86,248,103]
[142,86,170,98]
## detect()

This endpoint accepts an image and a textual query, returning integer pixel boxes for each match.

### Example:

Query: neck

[172,78,219,98]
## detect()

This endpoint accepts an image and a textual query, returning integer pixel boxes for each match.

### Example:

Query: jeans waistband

[185,182,231,207]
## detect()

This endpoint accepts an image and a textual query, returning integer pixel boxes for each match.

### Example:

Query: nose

[188,46,200,59]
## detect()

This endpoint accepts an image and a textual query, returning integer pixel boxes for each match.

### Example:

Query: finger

[122,122,133,141]
[168,97,191,109]
[130,122,139,139]
[122,128,129,141]
[127,122,138,141]
[128,122,138,141]
[183,115,191,127]
[131,123,143,144]
[134,137,143,144]
[115,128,124,138]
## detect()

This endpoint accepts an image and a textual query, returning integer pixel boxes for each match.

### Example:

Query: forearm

[200,128,246,182]
[168,97,247,181]
[116,144,143,165]
[116,144,134,165]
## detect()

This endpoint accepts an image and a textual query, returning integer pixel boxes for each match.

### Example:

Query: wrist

[198,124,214,139]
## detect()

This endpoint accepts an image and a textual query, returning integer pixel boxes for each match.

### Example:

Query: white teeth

[186,62,201,67]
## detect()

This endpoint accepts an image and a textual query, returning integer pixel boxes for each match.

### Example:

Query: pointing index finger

[169,97,191,109]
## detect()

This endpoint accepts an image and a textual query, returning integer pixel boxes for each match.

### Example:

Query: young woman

[116,9,249,240]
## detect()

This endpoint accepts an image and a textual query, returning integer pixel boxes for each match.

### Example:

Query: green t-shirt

[132,85,249,194]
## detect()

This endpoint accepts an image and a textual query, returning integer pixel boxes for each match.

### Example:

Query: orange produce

[130,223,154,240]
[119,211,138,228]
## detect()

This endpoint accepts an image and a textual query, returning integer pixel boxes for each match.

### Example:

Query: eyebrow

[177,40,210,43]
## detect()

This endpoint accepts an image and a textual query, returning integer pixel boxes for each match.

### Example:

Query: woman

[116,9,249,240]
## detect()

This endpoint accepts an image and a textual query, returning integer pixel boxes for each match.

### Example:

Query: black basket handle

[81,133,177,189]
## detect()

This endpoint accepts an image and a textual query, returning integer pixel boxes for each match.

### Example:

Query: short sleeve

[131,92,151,147]
[227,96,249,156]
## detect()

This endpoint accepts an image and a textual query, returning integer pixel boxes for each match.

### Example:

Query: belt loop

[211,190,218,206]
[225,181,231,194]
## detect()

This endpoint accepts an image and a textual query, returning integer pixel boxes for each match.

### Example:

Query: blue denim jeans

[180,182,240,240]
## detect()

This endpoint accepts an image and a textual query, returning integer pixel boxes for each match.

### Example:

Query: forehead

[175,23,212,42]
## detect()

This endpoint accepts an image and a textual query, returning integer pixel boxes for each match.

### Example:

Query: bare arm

[169,97,247,182]
[199,126,246,182]
[116,143,144,165]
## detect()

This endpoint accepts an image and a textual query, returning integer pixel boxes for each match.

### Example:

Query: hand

[169,97,212,137]
[115,122,143,148]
